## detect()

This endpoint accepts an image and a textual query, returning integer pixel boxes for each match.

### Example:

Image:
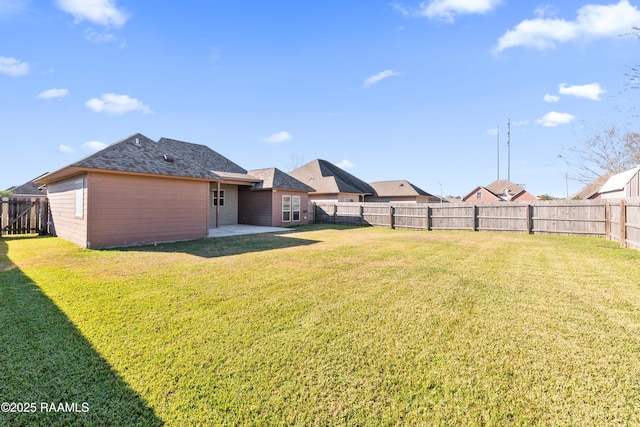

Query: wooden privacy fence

[314,199,640,250]
[614,198,640,250]
[0,197,50,236]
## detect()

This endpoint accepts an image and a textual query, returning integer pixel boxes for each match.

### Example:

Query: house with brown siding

[462,179,538,202]
[367,180,442,203]
[239,167,314,227]
[36,133,307,248]
[289,159,376,202]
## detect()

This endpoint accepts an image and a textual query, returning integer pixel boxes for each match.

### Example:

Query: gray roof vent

[163,154,174,163]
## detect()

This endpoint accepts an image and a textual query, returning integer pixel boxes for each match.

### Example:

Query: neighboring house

[598,166,640,199]
[5,173,49,197]
[289,159,376,202]
[35,133,306,249]
[367,180,443,203]
[239,167,314,227]
[462,179,538,202]
[571,173,612,200]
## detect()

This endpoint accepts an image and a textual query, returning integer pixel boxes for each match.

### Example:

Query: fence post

[605,201,611,241]
[427,205,432,231]
[40,199,49,235]
[472,205,478,231]
[0,197,7,236]
[620,199,627,248]
[526,204,533,234]
[360,204,364,226]
[332,204,337,224]
[389,205,395,229]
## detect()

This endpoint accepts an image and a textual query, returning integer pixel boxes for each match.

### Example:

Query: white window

[292,196,301,221]
[282,195,291,222]
[212,190,225,207]
[476,191,482,199]
[74,178,84,218]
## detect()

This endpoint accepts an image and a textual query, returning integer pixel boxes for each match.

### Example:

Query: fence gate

[0,197,50,236]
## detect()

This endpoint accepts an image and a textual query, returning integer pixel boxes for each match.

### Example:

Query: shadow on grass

[0,239,163,427]
[115,230,323,259]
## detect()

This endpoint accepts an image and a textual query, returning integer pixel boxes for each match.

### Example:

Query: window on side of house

[476,191,482,199]
[74,178,84,218]
[292,195,301,221]
[212,190,225,207]
[282,195,291,222]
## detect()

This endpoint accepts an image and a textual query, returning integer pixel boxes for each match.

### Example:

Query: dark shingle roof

[249,168,315,191]
[71,134,249,179]
[6,173,49,195]
[40,133,257,183]
[289,159,375,195]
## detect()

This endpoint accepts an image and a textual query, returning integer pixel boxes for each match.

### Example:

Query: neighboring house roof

[599,166,640,194]
[248,168,315,192]
[463,186,501,202]
[38,133,259,184]
[463,179,537,201]
[289,159,376,195]
[369,180,434,197]
[572,173,611,199]
[485,179,527,197]
[6,173,49,196]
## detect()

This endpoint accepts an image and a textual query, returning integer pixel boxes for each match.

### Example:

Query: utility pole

[496,125,500,180]
[507,118,511,181]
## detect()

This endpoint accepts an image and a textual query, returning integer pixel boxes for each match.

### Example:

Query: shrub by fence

[313,199,640,250]
[0,197,50,236]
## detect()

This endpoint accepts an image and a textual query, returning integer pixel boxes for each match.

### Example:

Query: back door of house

[209,184,238,226]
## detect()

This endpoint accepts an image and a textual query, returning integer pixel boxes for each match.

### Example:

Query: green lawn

[2,225,640,426]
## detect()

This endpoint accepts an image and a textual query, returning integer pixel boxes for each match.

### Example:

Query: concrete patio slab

[208,224,293,238]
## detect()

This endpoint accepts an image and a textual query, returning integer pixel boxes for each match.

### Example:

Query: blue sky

[2,0,640,198]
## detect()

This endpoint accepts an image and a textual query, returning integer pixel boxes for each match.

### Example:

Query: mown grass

[2,225,640,425]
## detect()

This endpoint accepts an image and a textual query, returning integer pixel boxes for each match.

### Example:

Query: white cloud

[58,144,74,154]
[558,82,605,101]
[56,0,128,28]
[536,111,575,127]
[391,2,410,17]
[82,140,107,151]
[416,0,502,22]
[363,70,400,88]
[488,119,529,135]
[84,29,120,44]
[336,160,355,169]
[86,93,151,115]
[0,56,29,76]
[534,5,560,19]
[37,88,69,100]
[495,0,640,52]
[264,131,292,143]
[544,94,560,103]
